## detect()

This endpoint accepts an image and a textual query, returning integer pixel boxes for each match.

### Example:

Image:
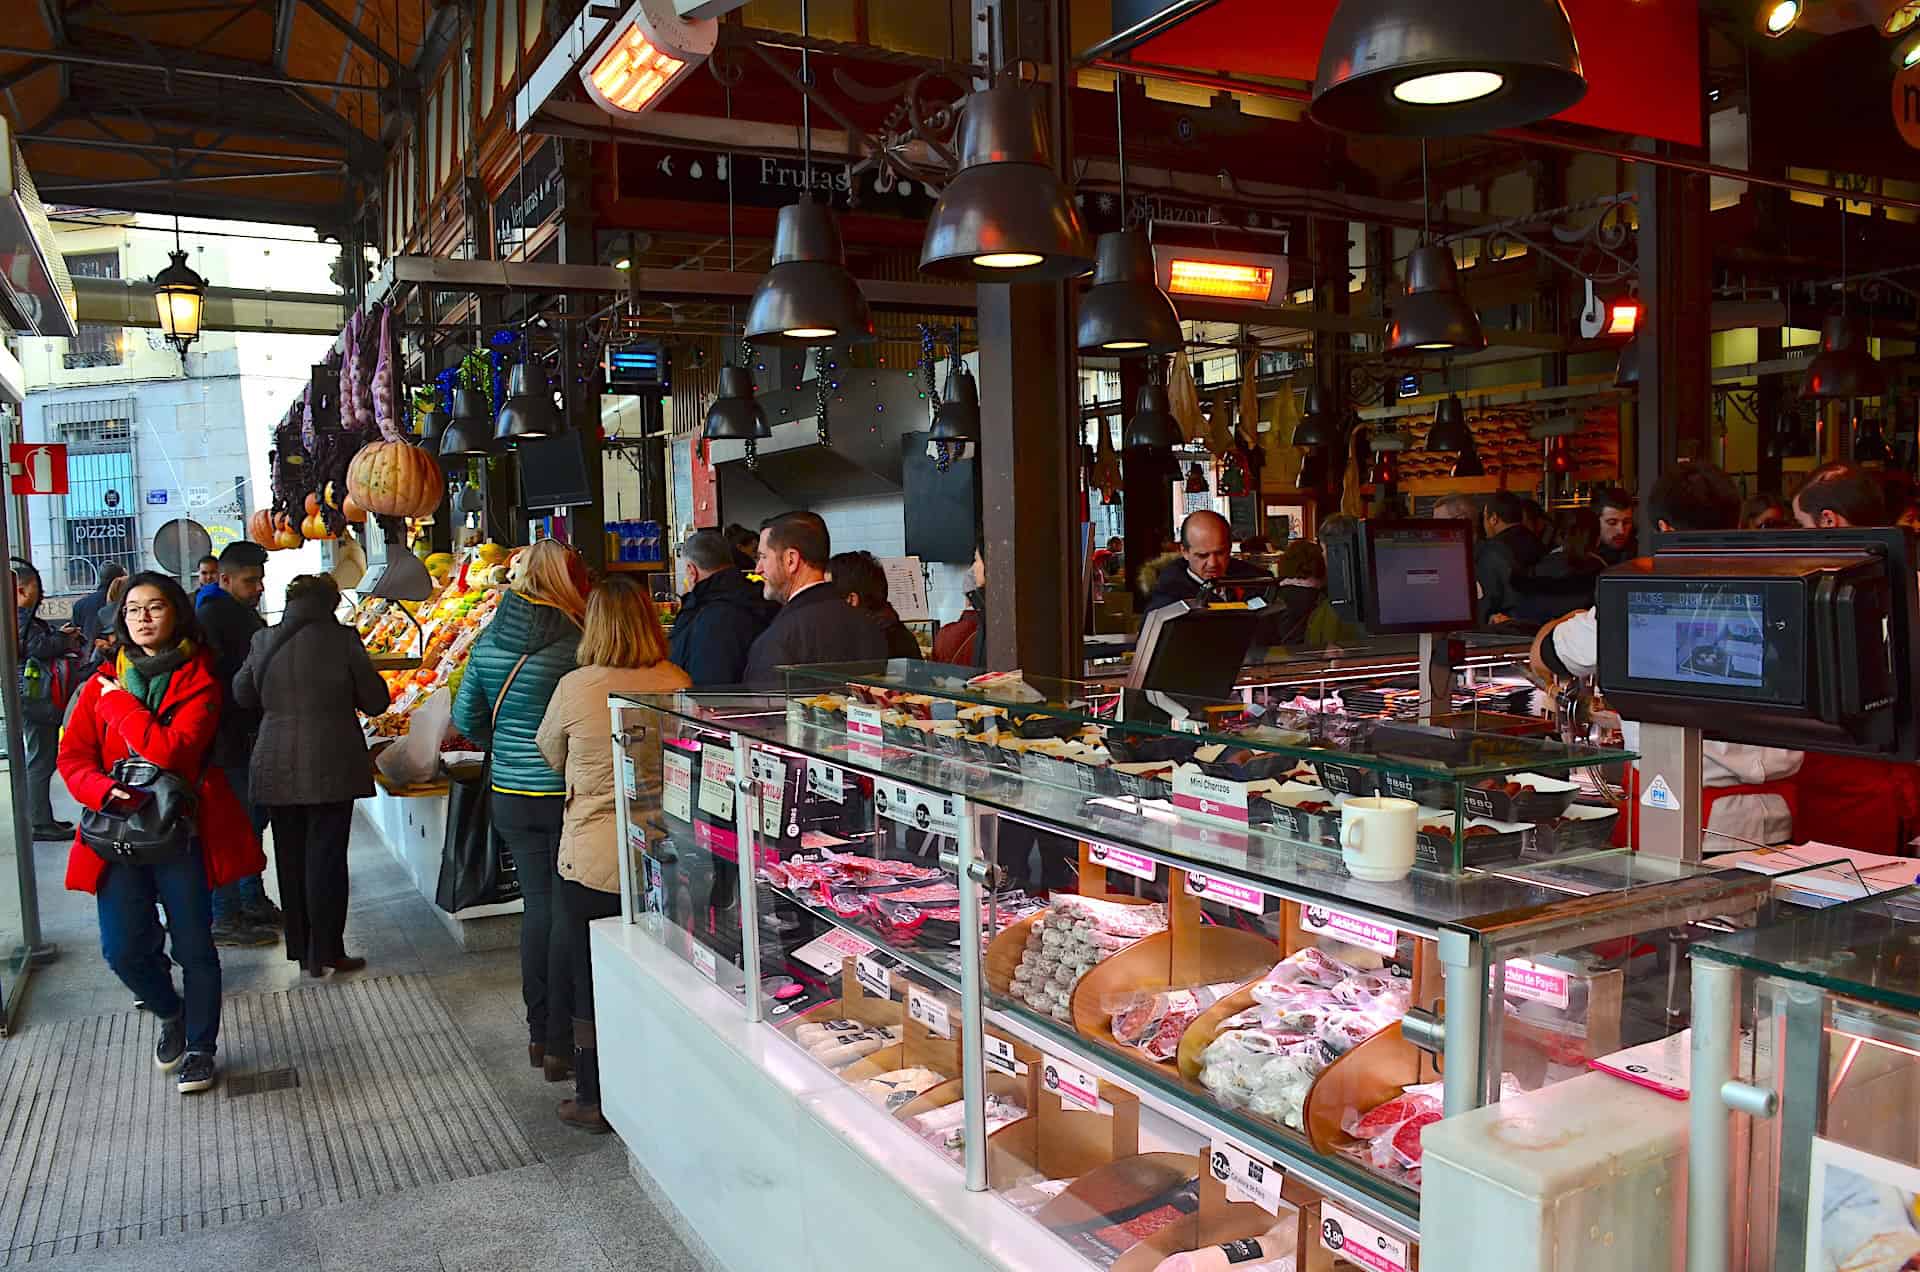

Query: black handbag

[434,652,531,913]
[80,746,201,866]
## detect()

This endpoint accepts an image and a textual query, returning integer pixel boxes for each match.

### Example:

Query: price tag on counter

[1086,843,1157,881]
[662,750,693,822]
[790,929,874,976]
[876,781,963,838]
[1505,958,1572,1010]
[906,986,952,1039]
[690,943,717,982]
[854,953,894,1000]
[1184,872,1269,915]
[752,754,789,839]
[1208,1137,1285,1216]
[619,754,637,800]
[1041,1053,1101,1113]
[846,701,884,740]
[806,760,845,803]
[1320,1202,1409,1272]
[697,749,736,820]
[1300,905,1399,957]
[985,1035,1026,1077]
[1173,764,1250,826]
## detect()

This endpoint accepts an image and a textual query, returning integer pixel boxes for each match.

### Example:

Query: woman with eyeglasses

[56,572,265,1096]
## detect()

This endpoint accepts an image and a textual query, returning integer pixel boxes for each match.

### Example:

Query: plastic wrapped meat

[856,1066,947,1112]
[1107,981,1244,1062]
[1050,893,1169,940]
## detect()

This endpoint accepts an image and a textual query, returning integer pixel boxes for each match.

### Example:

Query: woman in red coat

[58,571,264,1096]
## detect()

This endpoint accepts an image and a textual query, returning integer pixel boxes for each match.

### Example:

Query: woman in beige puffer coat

[536,576,689,1133]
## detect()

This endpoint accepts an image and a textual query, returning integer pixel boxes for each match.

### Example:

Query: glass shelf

[1695,888,1920,1015]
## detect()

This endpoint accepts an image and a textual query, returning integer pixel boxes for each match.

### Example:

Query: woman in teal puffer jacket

[452,539,586,1079]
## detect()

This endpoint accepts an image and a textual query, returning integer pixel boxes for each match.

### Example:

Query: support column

[1756,327,1785,496]
[1636,158,1713,481]
[558,138,606,571]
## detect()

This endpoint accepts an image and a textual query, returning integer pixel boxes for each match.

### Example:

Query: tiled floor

[4,799,707,1272]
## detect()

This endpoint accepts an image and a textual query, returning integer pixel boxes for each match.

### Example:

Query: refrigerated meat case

[597,661,1788,1270]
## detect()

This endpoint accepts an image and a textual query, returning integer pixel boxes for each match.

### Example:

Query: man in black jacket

[669,529,777,687]
[742,511,888,685]
[1142,510,1270,615]
[828,550,921,659]
[195,541,279,945]
[1476,490,1547,626]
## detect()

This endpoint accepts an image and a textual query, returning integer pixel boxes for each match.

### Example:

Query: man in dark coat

[195,540,279,945]
[668,528,777,687]
[1476,490,1547,627]
[827,550,921,660]
[75,563,124,645]
[742,511,888,685]
[1142,509,1270,615]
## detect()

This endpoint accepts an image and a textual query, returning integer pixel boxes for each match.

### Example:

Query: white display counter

[363,781,521,950]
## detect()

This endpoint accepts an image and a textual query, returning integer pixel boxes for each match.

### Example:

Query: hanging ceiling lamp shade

[920,78,1093,281]
[1452,439,1486,478]
[1077,230,1182,354]
[1802,316,1889,400]
[494,362,564,445]
[1124,383,1182,449]
[1291,381,1333,449]
[1614,335,1640,388]
[152,248,207,354]
[440,388,493,457]
[703,364,770,440]
[744,200,875,345]
[1424,394,1472,451]
[930,367,980,441]
[1388,245,1485,355]
[1310,0,1586,137]
[1854,420,1892,465]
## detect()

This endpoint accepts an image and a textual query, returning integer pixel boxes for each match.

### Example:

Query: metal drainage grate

[225,1066,300,1097]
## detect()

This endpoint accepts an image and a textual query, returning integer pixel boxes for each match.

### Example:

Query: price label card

[1208,1137,1285,1216]
[1504,958,1572,1010]
[752,754,789,839]
[1184,872,1269,915]
[1300,905,1400,957]
[619,754,637,800]
[1041,1053,1101,1112]
[1086,843,1158,881]
[907,986,952,1039]
[875,781,963,838]
[1173,764,1250,826]
[846,702,884,740]
[697,749,736,820]
[690,942,718,981]
[854,953,893,1000]
[662,750,693,822]
[985,1034,1026,1077]
[1320,1202,1410,1272]
[806,760,845,803]
[790,929,875,976]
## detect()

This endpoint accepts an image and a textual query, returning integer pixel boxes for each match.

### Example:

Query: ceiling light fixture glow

[1393,70,1505,105]
[1763,0,1800,36]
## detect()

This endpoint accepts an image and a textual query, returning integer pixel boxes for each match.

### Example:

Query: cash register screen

[1363,520,1476,633]
[1625,589,1766,687]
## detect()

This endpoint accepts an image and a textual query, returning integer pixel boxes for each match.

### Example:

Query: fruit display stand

[596,682,1802,1272]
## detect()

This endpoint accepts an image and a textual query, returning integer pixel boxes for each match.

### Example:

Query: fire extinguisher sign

[9,444,68,496]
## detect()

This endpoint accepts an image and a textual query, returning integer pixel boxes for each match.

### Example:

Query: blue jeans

[211,762,269,923]
[97,847,223,1054]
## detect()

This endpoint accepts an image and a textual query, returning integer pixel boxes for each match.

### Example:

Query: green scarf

[116,639,195,710]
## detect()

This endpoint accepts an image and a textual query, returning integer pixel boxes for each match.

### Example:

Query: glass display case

[611,666,1790,1268]
[1690,890,1920,1272]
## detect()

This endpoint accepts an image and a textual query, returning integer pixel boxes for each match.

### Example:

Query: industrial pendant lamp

[1803,316,1888,400]
[929,364,980,442]
[920,76,1093,281]
[1424,393,1472,451]
[494,361,564,444]
[1389,145,1484,356]
[1451,439,1486,478]
[1854,418,1891,464]
[1125,382,1182,449]
[1077,78,1181,354]
[744,3,873,346]
[1614,335,1640,388]
[1291,380,1333,449]
[1310,0,1586,137]
[440,387,493,457]
[703,363,770,440]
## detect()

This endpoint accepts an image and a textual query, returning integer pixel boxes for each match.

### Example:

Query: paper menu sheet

[878,556,929,621]
[1719,843,1917,903]
[1590,1026,1769,1100]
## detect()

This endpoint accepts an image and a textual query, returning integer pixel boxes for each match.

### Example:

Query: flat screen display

[517,434,593,510]
[1365,520,1476,633]
[1625,588,1766,687]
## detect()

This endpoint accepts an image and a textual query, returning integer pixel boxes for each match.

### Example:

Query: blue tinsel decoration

[434,366,461,413]
[487,329,522,421]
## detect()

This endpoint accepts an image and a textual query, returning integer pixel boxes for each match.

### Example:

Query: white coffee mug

[1340,796,1418,882]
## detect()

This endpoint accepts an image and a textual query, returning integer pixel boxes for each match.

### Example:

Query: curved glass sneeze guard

[620,688,1729,933]
[1695,889,1920,1014]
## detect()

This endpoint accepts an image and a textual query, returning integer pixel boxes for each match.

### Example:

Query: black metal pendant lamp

[1125,360,1182,449]
[1389,245,1485,355]
[1804,316,1888,400]
[704,362,770,441]
[1077,78,1181,354]
[930,364,980,442]
[1311,0,1587,137]
[1614,335,1640,388]
[1424,393,1472,451]
[1291,380,1334,449]
[494,362,564,445]
[920,77,1093,281]
[441,387,492,457]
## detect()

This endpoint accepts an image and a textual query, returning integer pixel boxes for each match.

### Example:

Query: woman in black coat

[232,574,390,977]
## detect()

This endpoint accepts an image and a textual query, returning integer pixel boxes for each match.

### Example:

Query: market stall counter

[593,661,1799,1270]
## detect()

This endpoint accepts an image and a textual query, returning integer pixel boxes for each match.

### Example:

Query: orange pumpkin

[341,493,367,523]
[248,509,277,549]
[301,511,336,541]
[345,441,442,519]
[304,492,321,517]
[273,513,303,551]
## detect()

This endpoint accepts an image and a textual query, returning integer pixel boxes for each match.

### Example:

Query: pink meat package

[1104,981,1244,1061]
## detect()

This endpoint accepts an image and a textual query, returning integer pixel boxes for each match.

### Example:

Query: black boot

[557,1017,611,1134]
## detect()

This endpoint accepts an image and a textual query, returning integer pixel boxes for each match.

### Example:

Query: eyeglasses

[123,603,172,620]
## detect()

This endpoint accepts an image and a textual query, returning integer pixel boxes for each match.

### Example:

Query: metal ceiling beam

[35,0,66,44]
[71,274,350,335]
[21,130,344,167]
[0,44,382,93]
[295,0,411,86]
[40,164,345,194]
[272,0,295,71]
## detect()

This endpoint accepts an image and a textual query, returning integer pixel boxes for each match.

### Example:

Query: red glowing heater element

[1166,259,1275,300]
[578,0,714,117]
[1605,298,1641,336]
